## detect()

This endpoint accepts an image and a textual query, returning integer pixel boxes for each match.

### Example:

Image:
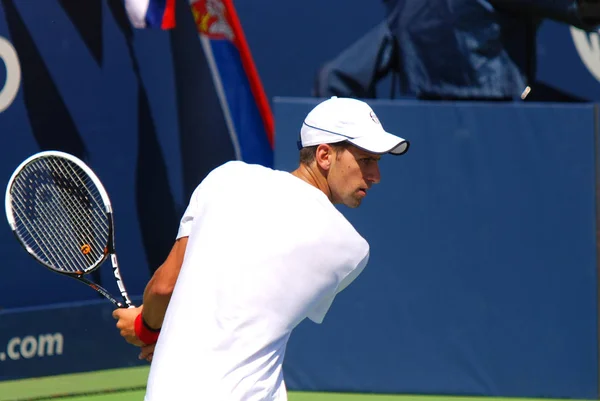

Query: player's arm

[113,176,207,346]
[141,236,188,330]
[112,237,188,346]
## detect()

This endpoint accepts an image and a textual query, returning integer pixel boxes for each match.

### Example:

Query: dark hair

[299,142,349,165]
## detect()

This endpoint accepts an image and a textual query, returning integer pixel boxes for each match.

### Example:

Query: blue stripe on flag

[210,40,273,167]
[144,0,167,28]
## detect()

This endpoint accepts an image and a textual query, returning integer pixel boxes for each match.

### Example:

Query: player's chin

[344,196,363,209]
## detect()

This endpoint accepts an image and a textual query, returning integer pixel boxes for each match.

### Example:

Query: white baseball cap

[298,97,409,155]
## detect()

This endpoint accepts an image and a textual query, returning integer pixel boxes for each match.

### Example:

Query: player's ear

[315,144,333,171]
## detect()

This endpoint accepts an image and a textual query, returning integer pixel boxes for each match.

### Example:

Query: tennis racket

[5,150,133,308]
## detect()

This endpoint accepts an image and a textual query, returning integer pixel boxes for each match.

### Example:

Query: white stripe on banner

[199,35,242,161]
[124,0,151,28]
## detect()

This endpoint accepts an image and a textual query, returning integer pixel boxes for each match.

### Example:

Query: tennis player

[113,97,409,401]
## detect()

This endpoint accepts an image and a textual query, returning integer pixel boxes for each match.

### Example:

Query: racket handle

[110,253,134,308]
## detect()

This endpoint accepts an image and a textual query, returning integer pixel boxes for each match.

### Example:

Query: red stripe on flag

[161,0,176,29]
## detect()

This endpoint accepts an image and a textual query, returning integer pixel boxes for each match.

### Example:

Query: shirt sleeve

[336,251,370,294]
[307,250,370,324]
[176,182,206,240]
[306,295,335,324]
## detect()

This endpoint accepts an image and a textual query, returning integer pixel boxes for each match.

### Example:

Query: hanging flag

[123,0,274,167]
[124,0,176,29]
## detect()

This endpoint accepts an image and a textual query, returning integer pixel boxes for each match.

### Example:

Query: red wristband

[134,313,160,345]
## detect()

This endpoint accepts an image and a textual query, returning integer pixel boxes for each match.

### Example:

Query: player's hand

[112,305,145,346]
[139,343,155,363]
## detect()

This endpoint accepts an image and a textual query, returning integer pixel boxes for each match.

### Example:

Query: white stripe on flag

[199,35,242,161]
[124,0,151,28]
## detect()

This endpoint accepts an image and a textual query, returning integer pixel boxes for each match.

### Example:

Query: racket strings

[15,177,99,271]
[13,197,84,270]
[9,157,110,273]
[15,166,96,266]
[11,162,106,272]
[11,166,102,273]
[41,163,105,251]
[28,158,108,268]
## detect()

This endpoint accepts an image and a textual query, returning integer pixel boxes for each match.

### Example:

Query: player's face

[327,145,381,208]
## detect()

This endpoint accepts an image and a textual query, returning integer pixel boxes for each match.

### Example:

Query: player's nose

[368,162,381,184]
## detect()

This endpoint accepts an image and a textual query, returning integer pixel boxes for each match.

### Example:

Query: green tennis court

[0,366,593,401]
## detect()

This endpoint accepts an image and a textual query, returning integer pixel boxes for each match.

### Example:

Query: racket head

[5,150,114,276]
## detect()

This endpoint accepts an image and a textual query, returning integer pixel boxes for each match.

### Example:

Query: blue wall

[0,298,145,380]
[275,99,599,399]
[234,0,386,99]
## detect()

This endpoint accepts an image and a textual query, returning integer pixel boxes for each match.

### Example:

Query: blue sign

[0,298,144,380]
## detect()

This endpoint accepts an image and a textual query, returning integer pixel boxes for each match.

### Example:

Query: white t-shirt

[145,161,370,401]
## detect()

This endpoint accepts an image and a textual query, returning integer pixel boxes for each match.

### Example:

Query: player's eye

[361,157,377,164]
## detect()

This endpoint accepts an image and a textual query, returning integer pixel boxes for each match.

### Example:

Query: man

[314,0,600,101]
[113,97,410,401]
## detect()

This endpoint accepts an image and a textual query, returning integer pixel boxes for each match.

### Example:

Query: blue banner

[275,99,599,400]
[0,298,144,380]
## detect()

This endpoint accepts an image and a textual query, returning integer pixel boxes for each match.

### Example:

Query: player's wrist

[142,315,161,332]
[134,313,161,345]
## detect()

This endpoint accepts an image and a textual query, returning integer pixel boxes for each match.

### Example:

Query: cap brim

[348,131,410,156]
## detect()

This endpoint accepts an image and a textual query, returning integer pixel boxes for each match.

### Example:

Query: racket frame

[5,150,133,308]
